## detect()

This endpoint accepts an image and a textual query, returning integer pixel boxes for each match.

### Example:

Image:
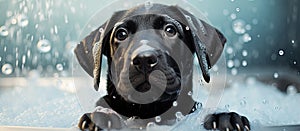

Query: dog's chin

[118,67,181,104]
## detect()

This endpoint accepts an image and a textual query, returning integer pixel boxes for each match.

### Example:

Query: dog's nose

[132,51,158,73]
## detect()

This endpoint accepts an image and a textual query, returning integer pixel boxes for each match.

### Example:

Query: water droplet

[286,85,297,95]
[226,47,234,54]
[245,24,252,30]
[291,40,295,44]
[236,7,240,12]
[22,55,26,64]
[11,18,17,24]
[230,13,237,20]
[0,26,9,36]
[278,50,284,56]
[227,60,234,68]
[242,50,248,57]
[173,101,178,107]
[175,111,184,121]
[64,15,69,23]
[232,19,246,34]
[242,33,252,42]
[1,63,13,75]
[146,122,155,128]
[56,63,64,71]
[242,60,248,66]
[54,25,58,34]
[231,68,238,75]
[188,91,193,96]
[155,116,161,123]
[273,72,279,78]
[293,61,297,65]
[144,1,153,10]
[99,28,104,33]
[17,14,29,27]
[185,26,190,30]
[37,39,51,53]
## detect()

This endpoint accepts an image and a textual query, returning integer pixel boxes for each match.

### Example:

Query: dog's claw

[94,126,98,131]
[81,121,87,130]
[235,123,241,131]
[213,121,217,129]
[245,125,250,131]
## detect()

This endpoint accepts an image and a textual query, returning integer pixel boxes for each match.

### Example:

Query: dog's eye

[164,24,177,37]
[115,27,128,41]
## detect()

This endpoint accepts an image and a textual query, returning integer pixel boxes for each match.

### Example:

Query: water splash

[1,63,13,75]
[232,19,246,34]
[37,39,52,53]
[0,25,9,36]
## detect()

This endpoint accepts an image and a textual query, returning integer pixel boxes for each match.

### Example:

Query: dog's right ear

[74,10,126,91]
[74,26,103,77]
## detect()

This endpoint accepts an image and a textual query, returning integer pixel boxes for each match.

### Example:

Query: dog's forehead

[114,14,179,29]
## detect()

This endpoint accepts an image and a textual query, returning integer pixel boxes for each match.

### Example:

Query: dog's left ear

[74,10,126,91]
[188,19,226,83]
[165,6,227,83]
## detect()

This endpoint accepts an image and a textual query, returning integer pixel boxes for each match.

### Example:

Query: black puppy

[75,4,250,131]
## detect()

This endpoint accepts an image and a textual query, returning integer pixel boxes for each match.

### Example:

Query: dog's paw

[78,111,123,131]
[203,112,250,131]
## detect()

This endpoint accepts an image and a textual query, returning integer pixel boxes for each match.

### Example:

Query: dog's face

[109,14,193,103]
[74,4,226,105]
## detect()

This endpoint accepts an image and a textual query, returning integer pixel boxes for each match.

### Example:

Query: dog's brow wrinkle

[140,40,149,44]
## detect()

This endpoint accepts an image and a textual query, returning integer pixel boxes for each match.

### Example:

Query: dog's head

[75,4,226,104]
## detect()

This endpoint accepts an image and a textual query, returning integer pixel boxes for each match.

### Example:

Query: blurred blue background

[0,0,299,128]
[0,0,299,77]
